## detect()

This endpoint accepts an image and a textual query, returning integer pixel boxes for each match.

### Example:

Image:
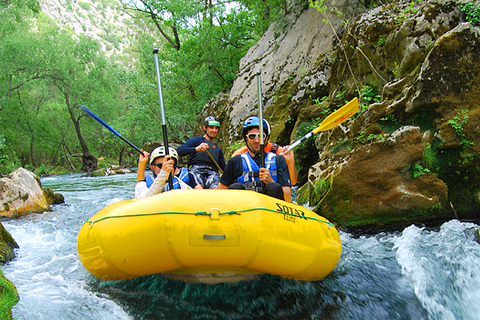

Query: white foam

[394,220,480,320]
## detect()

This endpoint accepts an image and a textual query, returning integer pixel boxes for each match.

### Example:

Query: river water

[2,172,480,319]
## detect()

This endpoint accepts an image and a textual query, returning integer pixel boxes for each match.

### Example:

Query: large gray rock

[0,168,50,218]
[206,2,365,143]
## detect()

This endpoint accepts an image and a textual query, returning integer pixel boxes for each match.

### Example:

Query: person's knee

[205,172,220,189]
[264,182,284,200]
[228,183,245,190]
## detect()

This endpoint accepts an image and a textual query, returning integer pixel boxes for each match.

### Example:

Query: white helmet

[149,146,178,165]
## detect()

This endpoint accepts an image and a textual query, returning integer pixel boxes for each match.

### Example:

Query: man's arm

[177,137,202,156]
[275,155,292,202]
[219,149,227,170]
[135,169,169,199]
[278,146,297,185]
[135,157,175,199]
[282,186,292,203]
[219,156,240,188]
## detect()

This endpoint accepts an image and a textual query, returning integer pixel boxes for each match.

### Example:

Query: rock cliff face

[202,0,480,226]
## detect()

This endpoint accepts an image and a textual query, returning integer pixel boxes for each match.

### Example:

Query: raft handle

[210,208,221,220]
[203,234,226,240]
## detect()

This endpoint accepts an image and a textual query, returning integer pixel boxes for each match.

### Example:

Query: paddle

[81,105,144,155]
[256,70,265,166]
[281,97,359,154]
[153,48,173,190]
[256,70,265,193]
[205,150,224,175]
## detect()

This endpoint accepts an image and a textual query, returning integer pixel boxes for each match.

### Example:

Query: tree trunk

[29,136,38,168]
[62,142,76,171]
[119,145,126,167]
[65,93,97,173]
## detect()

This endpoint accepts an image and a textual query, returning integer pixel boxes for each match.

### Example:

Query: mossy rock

[296,183,309,205]
[90,168,107,177]
[0,269,19,320]
[0,223,18,264]
[43,188,65,205]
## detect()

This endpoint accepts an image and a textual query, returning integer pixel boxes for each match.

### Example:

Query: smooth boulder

[0,168,50,218]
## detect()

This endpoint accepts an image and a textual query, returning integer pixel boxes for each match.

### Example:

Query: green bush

[0,270,19,320]
[460,0,480,27]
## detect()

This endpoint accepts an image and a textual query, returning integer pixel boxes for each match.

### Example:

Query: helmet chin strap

[204,132,215,140]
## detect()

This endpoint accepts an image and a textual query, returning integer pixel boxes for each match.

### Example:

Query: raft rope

[84,207,335,227]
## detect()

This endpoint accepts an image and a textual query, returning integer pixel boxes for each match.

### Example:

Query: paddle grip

[282,132,312,154]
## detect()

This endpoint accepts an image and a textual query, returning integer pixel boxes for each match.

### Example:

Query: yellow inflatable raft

[77,189,341,285]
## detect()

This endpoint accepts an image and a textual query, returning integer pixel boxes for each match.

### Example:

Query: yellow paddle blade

[312,97,359,134]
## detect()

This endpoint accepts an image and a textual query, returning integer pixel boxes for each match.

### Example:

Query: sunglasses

[246,133,266,140]
[151,163,163,168]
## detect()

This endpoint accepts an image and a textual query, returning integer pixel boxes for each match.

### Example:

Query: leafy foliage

[409,162,431,178]
[460,0,480,27]
[0,0,292,174]
[0,0,39,37]
[1,4,129,173]
[358,83,382,113]
[448,109,474,149]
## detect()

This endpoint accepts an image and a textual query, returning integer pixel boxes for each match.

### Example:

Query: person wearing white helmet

[177,116,226,189]
[135,146,202,199]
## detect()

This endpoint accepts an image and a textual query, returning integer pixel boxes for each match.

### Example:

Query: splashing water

[394,220,480,320]
[1,172,479,319]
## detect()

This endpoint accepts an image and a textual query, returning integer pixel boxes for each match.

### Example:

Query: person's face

[246,128,266,155]
[150,156,165,175]
[204,125,219,139]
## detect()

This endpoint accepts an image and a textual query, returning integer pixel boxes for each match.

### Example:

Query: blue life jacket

[145,167,191,190]
[237,152,277,192]
[145,175,154,187]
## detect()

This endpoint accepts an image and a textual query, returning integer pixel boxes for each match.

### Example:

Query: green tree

[123,0,273,140]
[238,0,297,35]
[1,13,126,173]
[124,0,204,51]
[0,0,43,172]
[0,0,40,38]
[0,0,304,174]
[45,30,124,172]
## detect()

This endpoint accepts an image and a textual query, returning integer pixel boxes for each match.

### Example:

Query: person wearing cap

[219,116,292,202]
[177,116,226,189]
[231,118,298,185]
[135,146,202,200]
